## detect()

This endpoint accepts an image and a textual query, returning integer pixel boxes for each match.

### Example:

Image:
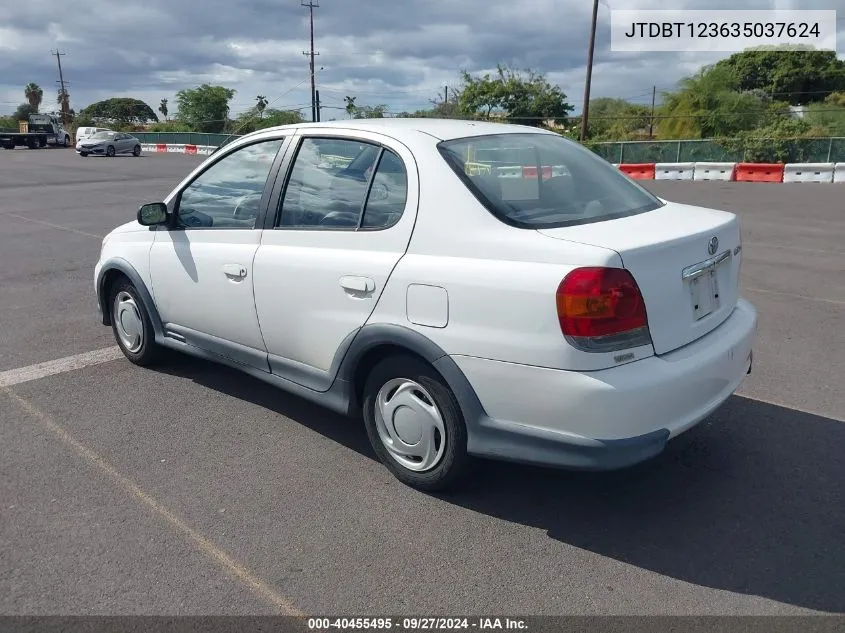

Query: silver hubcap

[113,291,144,353]
[374,378,446,472]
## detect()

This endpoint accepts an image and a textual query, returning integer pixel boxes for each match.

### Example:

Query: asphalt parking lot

[1,146,843,616]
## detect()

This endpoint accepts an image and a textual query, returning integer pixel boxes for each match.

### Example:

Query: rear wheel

[106,145,115,157]
[108,278,163,367]
[133,144,141,156]
[63,135,70,147]
[361,355,474,491]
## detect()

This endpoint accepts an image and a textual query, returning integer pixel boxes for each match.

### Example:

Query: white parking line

[0,212,104,239]
[0,346,124,388]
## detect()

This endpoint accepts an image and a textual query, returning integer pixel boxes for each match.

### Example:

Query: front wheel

[106,145,115,157]
[362,355,474,492]
[80,152,89,157]
[109,278,163,367]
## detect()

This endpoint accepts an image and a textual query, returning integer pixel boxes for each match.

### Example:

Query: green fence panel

[830,138,845,162]
[593,137,845,164]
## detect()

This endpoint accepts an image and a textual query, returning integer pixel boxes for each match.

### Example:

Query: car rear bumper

[451,297,757,470]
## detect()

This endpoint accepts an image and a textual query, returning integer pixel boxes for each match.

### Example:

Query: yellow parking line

[2,386,305,616]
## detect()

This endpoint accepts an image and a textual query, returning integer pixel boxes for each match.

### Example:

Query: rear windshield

[437,133,663,229]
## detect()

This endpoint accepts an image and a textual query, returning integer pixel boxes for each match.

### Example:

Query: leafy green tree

[458,65,573,126]
[824,91,845,108]
[230,107,304,134]
[712,47,845,105]
[159,98,168,121]
[352,104,387,119]
[13,103,38,121]
[24,83,43,111]
[586,97,651,140]
[805,103,845,136]
[657,65,768,138]
[175,84,236,133]
[78,98,158,127]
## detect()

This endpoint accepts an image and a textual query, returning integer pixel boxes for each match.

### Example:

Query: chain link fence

[591,137,845,164]
[133,132,845,164]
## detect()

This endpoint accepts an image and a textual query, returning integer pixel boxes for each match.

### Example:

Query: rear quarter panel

[366,141,653,372]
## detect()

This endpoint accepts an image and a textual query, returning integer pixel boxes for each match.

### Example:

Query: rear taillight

[556,267,652,352]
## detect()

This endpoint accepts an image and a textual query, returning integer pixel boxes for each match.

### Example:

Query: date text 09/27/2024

[307,617,527,630]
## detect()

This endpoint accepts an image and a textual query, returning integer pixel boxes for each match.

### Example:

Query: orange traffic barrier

[185,144,198,155]
[619,163,656,180]
[735,163,784,183]
[156,143,167,153]
[522,165,553,179]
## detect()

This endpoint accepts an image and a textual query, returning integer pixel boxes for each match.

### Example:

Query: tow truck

[0,113,71,149]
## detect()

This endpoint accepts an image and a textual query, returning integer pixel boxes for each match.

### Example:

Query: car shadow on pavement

[159,357,845,613]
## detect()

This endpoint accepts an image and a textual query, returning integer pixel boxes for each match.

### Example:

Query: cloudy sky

[1,0,842,120]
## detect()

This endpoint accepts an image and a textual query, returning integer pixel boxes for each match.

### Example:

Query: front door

[149,136,288,369]
[252,132,418,390]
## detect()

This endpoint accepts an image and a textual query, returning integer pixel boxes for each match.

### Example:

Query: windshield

[90,131,117,140]
[437,133,663,229]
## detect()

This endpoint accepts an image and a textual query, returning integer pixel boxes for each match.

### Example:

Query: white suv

[95,119,756,491]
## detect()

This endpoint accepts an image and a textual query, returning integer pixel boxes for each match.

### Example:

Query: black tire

[63,135,70,147]
[361,355,474,492]
[108,277,164,367]
[106,145,115,157]
[80,152,89,157]
[133,144,141,156]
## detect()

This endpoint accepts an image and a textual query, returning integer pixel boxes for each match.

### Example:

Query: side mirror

[137,202,168,226]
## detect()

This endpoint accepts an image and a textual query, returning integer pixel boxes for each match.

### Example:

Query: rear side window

[438,133,663,229]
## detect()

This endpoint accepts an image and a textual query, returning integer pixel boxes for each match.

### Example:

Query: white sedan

[94,119,756,491]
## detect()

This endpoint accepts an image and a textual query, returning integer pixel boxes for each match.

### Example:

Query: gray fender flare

[333,323,487,429]
[96,258,164,338]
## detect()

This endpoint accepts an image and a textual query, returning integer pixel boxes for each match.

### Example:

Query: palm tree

[25,83,43,112]
[344,96,356,119]
[159,98,168,121]
[256,95,268,119]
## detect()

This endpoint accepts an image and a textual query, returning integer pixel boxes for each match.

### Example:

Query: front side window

[278,137,407,230]
[175,139,284,229]
[438,133,663,229]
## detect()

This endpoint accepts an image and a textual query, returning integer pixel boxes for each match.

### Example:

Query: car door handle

[222,263,247,280]
[340,276,375,294]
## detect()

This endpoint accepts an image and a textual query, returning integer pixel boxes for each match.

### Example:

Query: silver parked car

[76,131,142,157]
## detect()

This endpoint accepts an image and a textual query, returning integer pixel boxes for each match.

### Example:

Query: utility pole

[444,86,448,104]
[52,49,70,125]
[579,0,599,142]
[302,0,320,122]
[648,85,656,139]
[315,90,321,122]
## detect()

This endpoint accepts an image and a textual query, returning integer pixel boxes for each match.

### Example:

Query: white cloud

[0,0,841,119]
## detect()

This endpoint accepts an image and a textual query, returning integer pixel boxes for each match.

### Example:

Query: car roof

[241,118,557,143]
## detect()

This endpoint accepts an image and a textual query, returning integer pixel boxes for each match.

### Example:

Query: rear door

[251,130,418,390]
[539,201,742,355]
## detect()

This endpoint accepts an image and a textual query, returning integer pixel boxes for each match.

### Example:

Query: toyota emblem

[707,236,719,256]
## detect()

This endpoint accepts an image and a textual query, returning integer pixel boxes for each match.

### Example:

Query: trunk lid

[538,201,742,355]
